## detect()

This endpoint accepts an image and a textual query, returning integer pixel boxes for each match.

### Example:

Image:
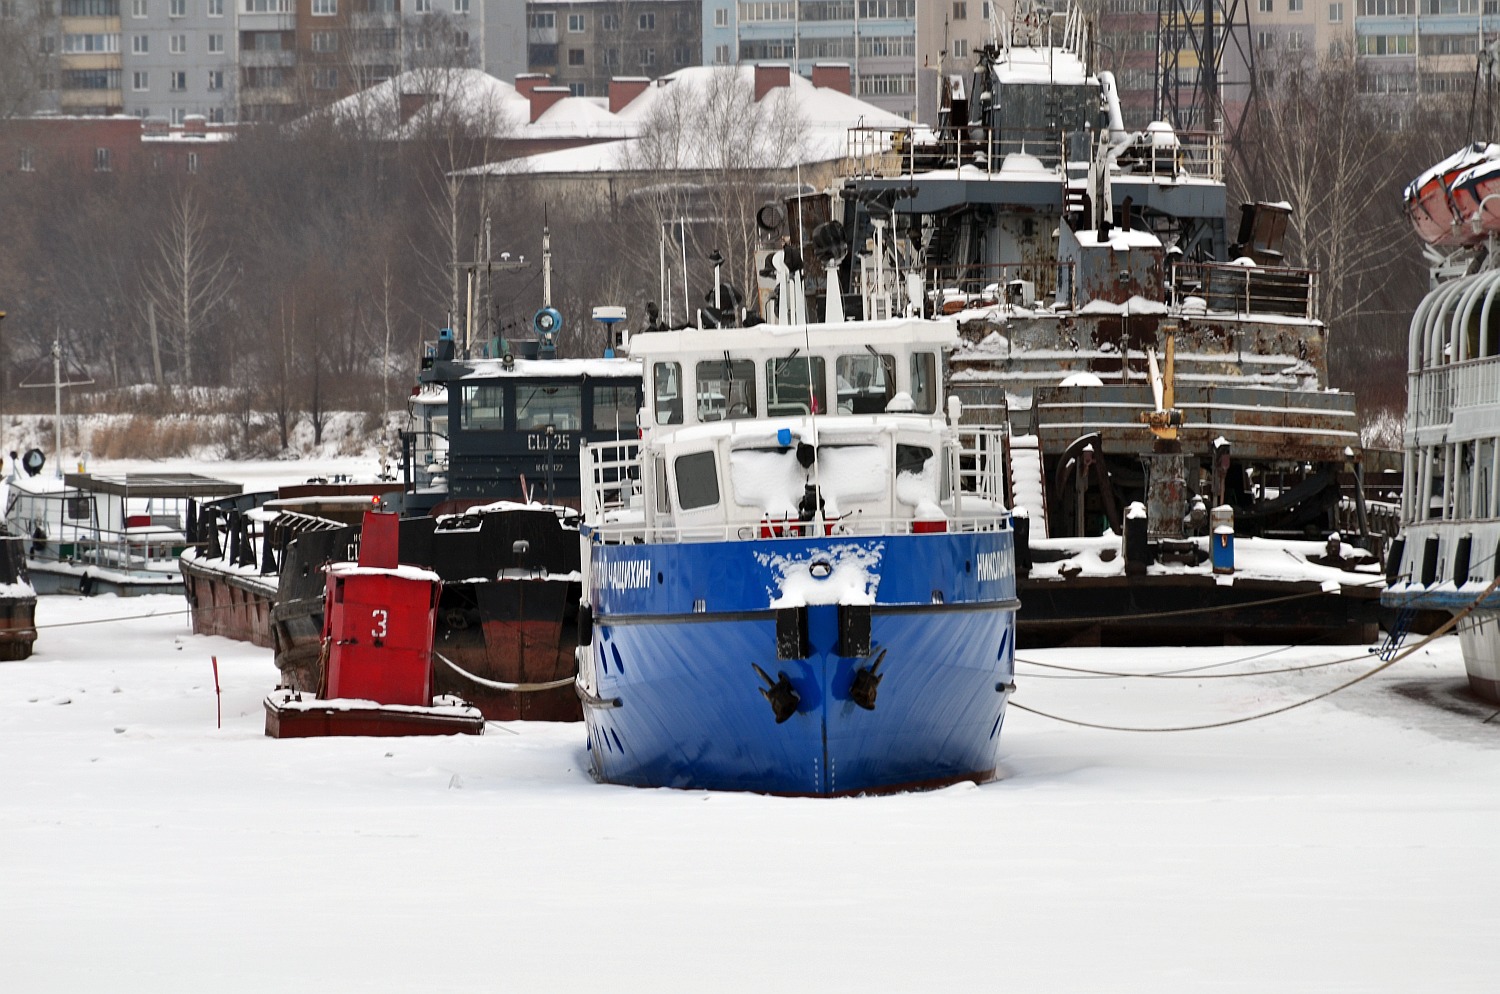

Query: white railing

[1410,358,1500,431]
[954,427,1007,505]
[1451,357,1500,410]
[583,514,1012,547]
[581,426,1012,547]
[582,439,641,518]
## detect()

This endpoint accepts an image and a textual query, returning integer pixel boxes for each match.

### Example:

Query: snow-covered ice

[2,462,1498,992]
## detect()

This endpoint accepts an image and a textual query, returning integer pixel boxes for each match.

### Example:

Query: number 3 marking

[371,608,389,638]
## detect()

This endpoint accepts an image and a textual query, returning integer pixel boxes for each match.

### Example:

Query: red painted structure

[321,519,437,705]
[264,511,483,737]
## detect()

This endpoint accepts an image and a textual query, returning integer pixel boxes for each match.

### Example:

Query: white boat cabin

[589,317,1007,542]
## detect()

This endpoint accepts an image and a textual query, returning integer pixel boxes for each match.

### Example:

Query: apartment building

[1,0,528,124]
[524,0,702,96]
[122,0,236,123]
[701,0,920,117]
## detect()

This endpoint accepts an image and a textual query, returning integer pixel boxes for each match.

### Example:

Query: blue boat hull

[581,531,1017,794]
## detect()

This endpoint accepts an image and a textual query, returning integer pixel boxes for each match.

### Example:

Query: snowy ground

[3,592,1498,993]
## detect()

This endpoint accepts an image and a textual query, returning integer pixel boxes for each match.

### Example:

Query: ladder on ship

[1377,605,1417,661]
[1007,433,1049,538]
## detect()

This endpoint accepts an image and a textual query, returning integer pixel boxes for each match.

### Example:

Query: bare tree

[141,190,237,384]
[613,67,809,308]
[0,3,56,119]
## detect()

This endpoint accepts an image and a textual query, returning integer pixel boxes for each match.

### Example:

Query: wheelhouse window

[516,383,581,431]
[766,354,826,416]
[591,382,638,432]
[837,352,896,414]
[461,384,506,430]
[653,361,682,425]
[910,351,938,413]
[675,451,720,510]
[696,358,756,420]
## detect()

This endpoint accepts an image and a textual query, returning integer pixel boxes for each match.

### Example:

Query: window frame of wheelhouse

[442,365,642,507]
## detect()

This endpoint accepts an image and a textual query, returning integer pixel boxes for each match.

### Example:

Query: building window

[207,68,222,89]
[170,70,186,89]
[568,82,586,95]
[1259,0,1272,9]
[314,67,337,88]
[168,0,183,14]
[601,13,619,30]
[859,73,915,96]
[453,0,467,12]
[414,0,429,10]
[567,47,584,65]
[186,152,198,173]
[170,33,185,53]
[638,12,654,29]
[1257,30,1273,50]
[715,8,728,26]
[208,0,222,14]
[130,0,145,15]
[602,47,618,66]
[94,147,112,171]
[714,43,729,63]
[311,30,336,51]
[639,47,655,66]
[132,70,148,89]
[672,44,691,64]
[132,34,148,53]
[1288,30,1304,49]
[529,11,553,28]
[953,1,967,17]
[63,33,120,53]
[1328,0,1343,15]
[529,43,556,62]
[311,0,335,13]
[1288,0,1303,9]
[567,12,583,31]
[453,29,467,48]
[207,33,223,53]
[953,38,967,58]
[20,146,35,172]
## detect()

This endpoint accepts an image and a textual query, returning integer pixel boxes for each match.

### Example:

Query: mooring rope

[1015,646,1377,681]
[1008,576,1500,732]
[1018,573,1387,627]
[432,650,574,693]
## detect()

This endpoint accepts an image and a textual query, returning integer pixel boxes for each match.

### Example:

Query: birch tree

[613,67,809,314]
[141,190,236,384]
[1234,53,1418,385]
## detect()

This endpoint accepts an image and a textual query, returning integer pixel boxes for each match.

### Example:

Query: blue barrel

[1211,505,1234,574]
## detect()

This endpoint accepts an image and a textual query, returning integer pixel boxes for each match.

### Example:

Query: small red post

[212,655,221,729]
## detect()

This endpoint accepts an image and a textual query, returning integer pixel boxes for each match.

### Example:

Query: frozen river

[2,589,1497,993]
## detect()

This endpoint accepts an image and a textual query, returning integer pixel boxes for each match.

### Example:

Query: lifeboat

[1450,157,1500,241]
[1404,143,1500,246]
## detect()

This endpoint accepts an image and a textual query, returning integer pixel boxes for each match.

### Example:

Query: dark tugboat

[817,1,1392,645]
[184,313,641,723]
